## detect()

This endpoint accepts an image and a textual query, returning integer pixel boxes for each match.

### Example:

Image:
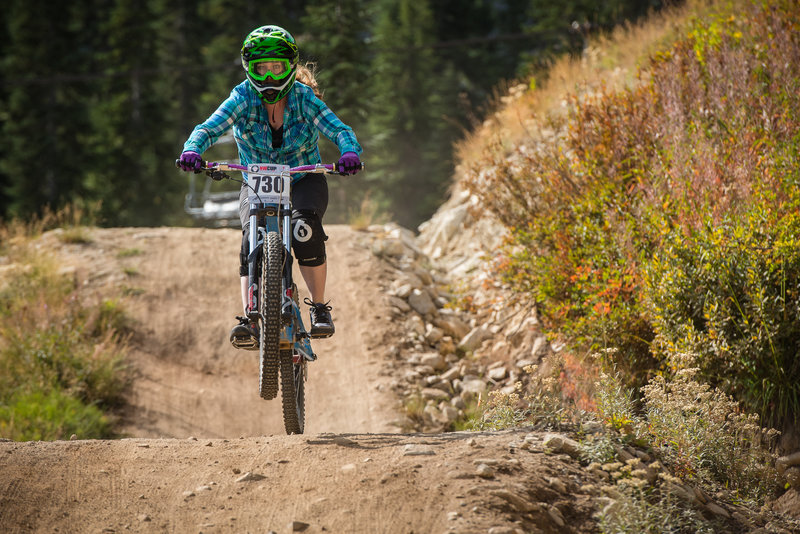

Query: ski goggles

[247,58,293,81]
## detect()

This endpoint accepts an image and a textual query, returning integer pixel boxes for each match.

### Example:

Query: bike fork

[247,209,262,321]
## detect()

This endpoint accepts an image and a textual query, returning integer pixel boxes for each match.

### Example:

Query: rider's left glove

[178,150,203,172]
[337,152,361,175]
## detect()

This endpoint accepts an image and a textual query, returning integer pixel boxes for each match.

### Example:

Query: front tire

[258,231,282,400]
[281,349,305,434]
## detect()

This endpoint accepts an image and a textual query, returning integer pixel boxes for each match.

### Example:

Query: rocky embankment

[357,182,549,432]
[357,179,800,529]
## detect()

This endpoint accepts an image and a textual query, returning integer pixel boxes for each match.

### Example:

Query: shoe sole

[309,326,334,339]
[231,335,259,351]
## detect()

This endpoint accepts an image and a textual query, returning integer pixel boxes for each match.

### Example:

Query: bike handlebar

[174,159,364,175]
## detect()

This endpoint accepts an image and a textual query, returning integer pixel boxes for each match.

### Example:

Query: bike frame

[204,161,344,362]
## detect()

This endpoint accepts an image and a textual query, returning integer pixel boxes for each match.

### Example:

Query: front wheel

[281,349,305,434]
[258,231,282,400]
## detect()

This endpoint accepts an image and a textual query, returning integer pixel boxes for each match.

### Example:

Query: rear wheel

[281,349,305,434]
[258,231,282,400]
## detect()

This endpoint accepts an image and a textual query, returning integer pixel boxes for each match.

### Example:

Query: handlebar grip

[175,158,208,172]
[334,161,365,173]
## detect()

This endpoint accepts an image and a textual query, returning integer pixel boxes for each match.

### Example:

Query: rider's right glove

[178,150,203,172]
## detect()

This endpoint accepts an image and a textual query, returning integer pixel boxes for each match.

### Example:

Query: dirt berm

[0,226,601,534]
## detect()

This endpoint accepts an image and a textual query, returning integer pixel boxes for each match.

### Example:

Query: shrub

[642,367,780,502]
[0,244,129,440]
[465,0,800,429]
[0,389,112,441]
[644,204,800,428]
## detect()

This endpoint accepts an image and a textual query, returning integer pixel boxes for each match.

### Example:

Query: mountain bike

[176,159,361,434]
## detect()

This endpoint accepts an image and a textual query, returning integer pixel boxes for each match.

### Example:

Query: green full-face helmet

[241,25,299,104]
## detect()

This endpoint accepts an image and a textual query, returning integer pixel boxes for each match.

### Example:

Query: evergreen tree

[301,0,372,222]
[366,0,458,228]
[84,0,184,225]
[1,0,95,218]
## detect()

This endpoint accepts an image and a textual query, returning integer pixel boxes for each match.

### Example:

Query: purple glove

[337,151,361,175]
[178,150,203,172]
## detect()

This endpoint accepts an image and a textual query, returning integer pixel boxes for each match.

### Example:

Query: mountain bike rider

[177,25,362,349]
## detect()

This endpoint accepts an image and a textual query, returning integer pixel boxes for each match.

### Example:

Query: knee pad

[291,209,327,266]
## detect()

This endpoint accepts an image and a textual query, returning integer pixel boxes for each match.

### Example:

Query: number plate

[246,163,291,204]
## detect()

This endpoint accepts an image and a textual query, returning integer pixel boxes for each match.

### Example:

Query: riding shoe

[230,316,259,350]
[305,299,334,338]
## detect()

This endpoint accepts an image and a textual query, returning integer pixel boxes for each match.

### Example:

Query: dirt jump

[0,226,599,534]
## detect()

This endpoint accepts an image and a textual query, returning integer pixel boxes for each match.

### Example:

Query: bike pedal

[308,331,333,339]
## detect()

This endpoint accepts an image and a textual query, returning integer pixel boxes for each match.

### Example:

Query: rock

[773,489,800,518]
[777,452,800,476]
[138,514,151,522]
[421,388,451,402]
[341,464,357,474]
[531,336,548,357]
[289,520,310,532]
[488,489,538,513]
[403,444,436,456]
[543,433,581,458]
[434,316,471,340]
[547,477,567,494]
[439,405,459,423]
[408,288,437,315]
[459,379,487,402]
[488,367,507,381]
[548,505,566,527]
[236,472,266,483]
[424,325,445,344]
[420,352,446,371]
[459,326,490,352]
[488,528,522,534]
[476,463,495,479]
[387,296,411,312]
[515,359,536,370]
[407,315,426,336]
[418,203,468,257]
[705,501,730,518]
[440,366,461,382]
[394,283,413,299]
[437,337,457,356]
[372,238,405,257]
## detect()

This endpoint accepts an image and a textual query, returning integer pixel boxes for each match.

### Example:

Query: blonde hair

[296,62,322,98]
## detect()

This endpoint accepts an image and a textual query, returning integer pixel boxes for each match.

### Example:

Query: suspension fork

[246,206,261,321]
[281,204,294,322]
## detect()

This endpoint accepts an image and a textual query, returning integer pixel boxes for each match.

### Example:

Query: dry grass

[455,0,713,173]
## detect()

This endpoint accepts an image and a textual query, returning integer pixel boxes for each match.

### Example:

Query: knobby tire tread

[258,232,282,400]
[281,349,305,434]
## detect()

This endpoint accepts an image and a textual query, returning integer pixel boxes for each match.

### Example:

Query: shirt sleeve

[301,90,362,156]
[183,88,247,154]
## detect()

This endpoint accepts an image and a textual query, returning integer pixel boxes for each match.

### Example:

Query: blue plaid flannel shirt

[183,81,362,182]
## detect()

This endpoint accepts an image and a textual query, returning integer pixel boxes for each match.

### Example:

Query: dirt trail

[0,226,600,534]
[103,225,398,438]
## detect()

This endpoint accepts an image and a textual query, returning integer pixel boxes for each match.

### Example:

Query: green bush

[644,205,800,427]
[0,247,129,440]
[466,0,800,429]
[0,389,112,441]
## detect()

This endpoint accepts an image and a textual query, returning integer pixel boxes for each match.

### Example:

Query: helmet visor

[248,58,292,81]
